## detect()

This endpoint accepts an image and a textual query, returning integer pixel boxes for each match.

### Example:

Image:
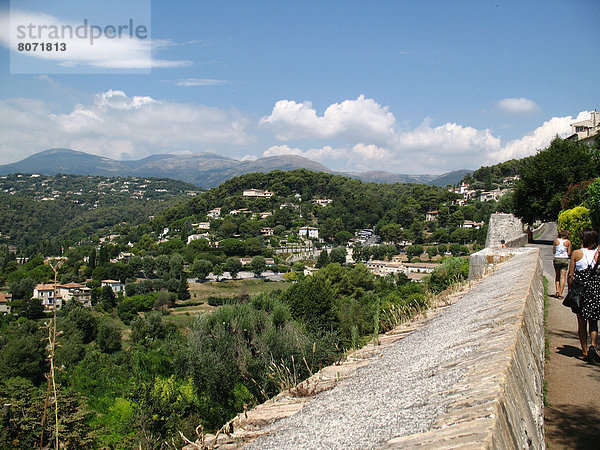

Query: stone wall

[191,248,546,449]
[384,248,545,448]
[485,213,528,249]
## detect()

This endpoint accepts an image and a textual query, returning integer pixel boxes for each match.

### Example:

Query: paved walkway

[529,223,600,449]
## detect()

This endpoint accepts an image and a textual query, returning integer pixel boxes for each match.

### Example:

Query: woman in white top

[553,229,572,299]
[567,229,599,362]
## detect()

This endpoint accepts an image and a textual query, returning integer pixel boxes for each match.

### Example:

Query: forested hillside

[0,167,493,447]
[0,174,199,253]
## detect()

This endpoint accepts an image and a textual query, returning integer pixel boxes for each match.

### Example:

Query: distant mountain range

[0,148,471,188]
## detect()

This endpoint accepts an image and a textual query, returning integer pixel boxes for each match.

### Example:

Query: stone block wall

[486,213,527,249]
[186,250,545,449]
[385,248,545,448]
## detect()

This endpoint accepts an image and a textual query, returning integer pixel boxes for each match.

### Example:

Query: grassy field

[186,278,289,302]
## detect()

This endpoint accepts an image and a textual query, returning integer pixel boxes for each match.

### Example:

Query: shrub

[558,206,591,248]
[585,177,600,229]
[97,322,122,353]
[425,257,469,294]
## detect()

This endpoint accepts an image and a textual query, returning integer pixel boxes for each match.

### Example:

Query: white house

[569,110,600,141]
[230,208,250,215]
[462,220,484,229]
[207,208,222,219]
[33,284,63,309]
[101,280,124,294]
[57,283,92,307]
[366,260,405,276]
[299,226,319,239]
[242,189,274,198]
[187,233,210,244]
[261,227,274,236]
[312,199,333,206]
[403,262,437,273]
[478,188,504,202]
[0,292,12,314]
[425,211,439,221]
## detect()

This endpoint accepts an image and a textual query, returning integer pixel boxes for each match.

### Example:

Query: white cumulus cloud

[491,111,590,161]
[0,90,252,164]
[260,95,396,142]
[260,96,587,173]
[496,98,541,115]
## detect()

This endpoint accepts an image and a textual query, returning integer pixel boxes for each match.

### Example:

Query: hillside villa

[426,211,439,221]
[101,280,125,294]
[33,284,62,309]
[56,282,92,307]
[0,292,11,314]
[207,208,222,219]
[366,259,438,280]
[242,189,274,198]
[568,109,600,142]
[299,226,319,239]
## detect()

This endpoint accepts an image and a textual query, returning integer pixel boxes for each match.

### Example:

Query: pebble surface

[246,249,539,449]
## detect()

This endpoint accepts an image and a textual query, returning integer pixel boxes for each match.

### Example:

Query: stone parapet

[486,213,527,249]
[186,249,545,449]
[384,248,544,449]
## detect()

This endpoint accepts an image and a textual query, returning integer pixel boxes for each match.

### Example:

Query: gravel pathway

[245,266,514,449]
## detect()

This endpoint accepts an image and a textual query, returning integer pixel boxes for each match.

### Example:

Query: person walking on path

[552,230,571,299]
[533,222,600,449]
[567,229,599,362]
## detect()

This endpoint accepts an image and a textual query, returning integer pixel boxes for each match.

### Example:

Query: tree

[141,256,155,278]
[65,306,98,343]
[408,219,425,243]
[98,246,109,266]
[243,237,262,256]
[448,243,463,256]
[220,238,244,256]
[0,331,47,383]
[177,276,190,300]
[100,286,117,311]
[12,297,44,319]
[88,247,97,269]
[9,277,35,300]
[153,289,171,313]
[283,274,337,334]
[249,256,266,278]
[513,137,600,224]
[191,259,213,280]
[169,253,184,279]
[130,313,170,344]
[329,247,347,265]
[155,255,170,279]
[379,223,404,244]
[224,257,242,279]
[585,177,600,229]
[128,255,142,274]
[406,245,424,262]
[96,321,122,353]
[334,230,353,245]
[426,247,438,259]
[213,264,224,281]
[450,227,471,243]
[316,249,330,268]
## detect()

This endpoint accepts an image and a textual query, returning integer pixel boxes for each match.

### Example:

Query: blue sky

[0,0,598,174]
